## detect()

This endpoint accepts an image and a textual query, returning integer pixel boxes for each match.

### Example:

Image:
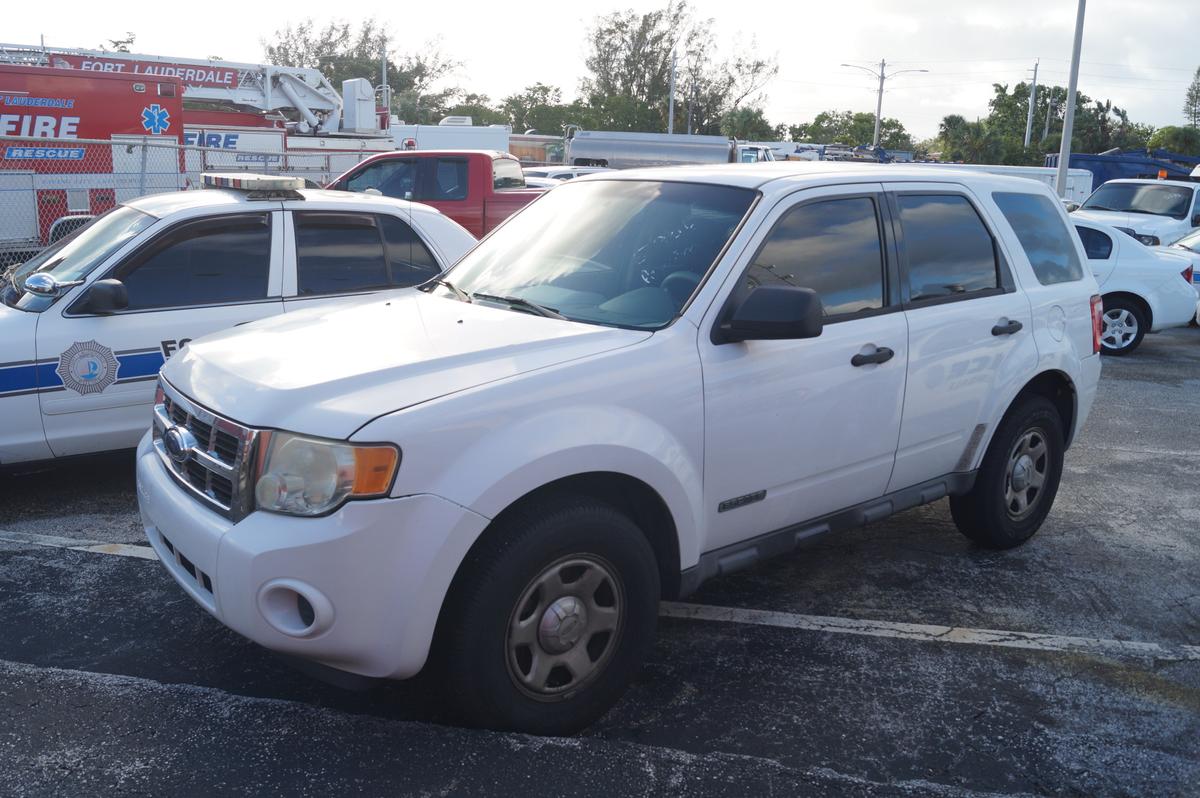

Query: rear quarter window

[993,192,1085,285]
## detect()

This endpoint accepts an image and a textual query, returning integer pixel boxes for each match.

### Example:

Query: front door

[700,184,909,552]
[35,210,284,456]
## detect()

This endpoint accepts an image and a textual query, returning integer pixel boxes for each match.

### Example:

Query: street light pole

[667,47,677,135]
[841,60,929,149]
[1055,0,1086,196]
[1023,59,1039,148]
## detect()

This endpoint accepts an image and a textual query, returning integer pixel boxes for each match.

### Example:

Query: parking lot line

[0,529,157,560]
[661,602,1200,662]
[7,527,1197,665]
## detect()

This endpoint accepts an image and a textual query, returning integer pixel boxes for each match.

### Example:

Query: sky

[7,0,1197,140]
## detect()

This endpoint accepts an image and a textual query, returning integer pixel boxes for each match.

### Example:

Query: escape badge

[56,340,119,395]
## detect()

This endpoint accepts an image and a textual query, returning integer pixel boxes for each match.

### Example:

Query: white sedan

[1163,228,1200,324]
[0,174,476,466]
[1073,218,1197,354]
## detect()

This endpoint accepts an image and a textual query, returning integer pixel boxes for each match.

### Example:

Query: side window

[428,158,468,201]
[114,214,271,310]
[742,196,885,318]
[294,212,388,296]
[380,216,441,286]
[991,191,1085,284]
[347,160,416,200]
[897,194,998,301]
[1075,225,1113,260]
[492,158,526,190]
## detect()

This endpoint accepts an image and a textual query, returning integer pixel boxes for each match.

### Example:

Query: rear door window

[346,160,417,200]
[897,194,999,301]
[1075,225,1113,260]
[743,196,886,319]
[294,212,389,296]
[992,192,1085,284]
[427,158,468,200]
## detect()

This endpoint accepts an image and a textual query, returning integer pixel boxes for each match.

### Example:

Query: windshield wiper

[471,292,568,320]
[1084,205,1113,211]
[428,277,472,303]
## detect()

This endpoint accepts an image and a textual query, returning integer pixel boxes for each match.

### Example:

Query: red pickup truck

[327,150,544,238]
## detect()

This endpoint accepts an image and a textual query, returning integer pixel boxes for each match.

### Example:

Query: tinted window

[380,216,441,286]
[116,214,270,310]
[295,213,388,295]
[990,192,1085,285]
[898,195,997,301]
[429,159,468,200]
[743,197,884,317]
[1075,225,1113,260]
[347,160,416,200]
[493,158,525,189]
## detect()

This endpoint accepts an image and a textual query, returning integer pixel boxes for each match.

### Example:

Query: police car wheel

[435,494,660,735]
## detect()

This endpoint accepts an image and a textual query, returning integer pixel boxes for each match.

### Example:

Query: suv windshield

[437,180,756,329]
[2,206,156,313]
[1081,183,1194,219]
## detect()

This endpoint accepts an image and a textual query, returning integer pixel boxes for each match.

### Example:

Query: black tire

[435,494,660,735]
[1098,295,1147,356]
[950,396,1065,549]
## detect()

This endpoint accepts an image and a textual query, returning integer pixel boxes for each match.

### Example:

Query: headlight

[253,432,400,517]
[1135,234,1161,246]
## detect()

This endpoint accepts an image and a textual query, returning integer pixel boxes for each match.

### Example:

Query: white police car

[0,174,475,466]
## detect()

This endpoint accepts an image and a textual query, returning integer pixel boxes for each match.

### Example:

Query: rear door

[282,210,443,313]
[885,184,1037,492]
[35,210,284,456]
[1074,223,1118,285]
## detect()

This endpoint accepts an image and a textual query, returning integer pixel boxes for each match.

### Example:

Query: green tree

[580,1,777,133]
[263,19,462,124]
[720,107,775,140]
[788,110,912,149]
[1184,66,1200,128]
[1148,125,1200,154]
[500,84,593,134]
[443,93,508,126]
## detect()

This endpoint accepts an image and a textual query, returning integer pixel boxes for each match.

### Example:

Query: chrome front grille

[152,379,260,521]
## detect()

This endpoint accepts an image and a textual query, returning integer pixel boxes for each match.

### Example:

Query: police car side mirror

[80,279,129,315]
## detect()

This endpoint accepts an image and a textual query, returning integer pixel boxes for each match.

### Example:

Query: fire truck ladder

[0,43,344,134]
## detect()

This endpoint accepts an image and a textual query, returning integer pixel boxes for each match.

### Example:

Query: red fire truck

[0,64,184,260]
[1,44,394,265]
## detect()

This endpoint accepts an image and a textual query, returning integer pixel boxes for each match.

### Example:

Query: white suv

[138,164,1103,734]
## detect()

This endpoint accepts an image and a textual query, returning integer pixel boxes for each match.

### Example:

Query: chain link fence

[1,135,381,269]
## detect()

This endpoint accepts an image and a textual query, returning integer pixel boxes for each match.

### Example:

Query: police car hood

[1072,209,1183,239]
[161,290,651,440]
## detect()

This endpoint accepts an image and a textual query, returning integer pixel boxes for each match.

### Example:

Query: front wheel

[950,396,1065,549]
[436,496,660,735]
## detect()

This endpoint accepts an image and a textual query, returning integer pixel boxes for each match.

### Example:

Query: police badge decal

[56,341,120,395]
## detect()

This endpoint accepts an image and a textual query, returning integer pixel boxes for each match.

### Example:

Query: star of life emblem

[56,340,120,395]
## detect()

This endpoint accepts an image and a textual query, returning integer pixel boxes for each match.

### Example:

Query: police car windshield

[1081,183,1193,220]
[438,180,756,330]
[3,206,155,313]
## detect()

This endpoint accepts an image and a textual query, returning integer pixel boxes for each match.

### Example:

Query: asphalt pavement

[1,327,1198,797]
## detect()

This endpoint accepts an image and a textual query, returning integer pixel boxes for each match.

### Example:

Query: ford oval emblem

[163,426,197,465]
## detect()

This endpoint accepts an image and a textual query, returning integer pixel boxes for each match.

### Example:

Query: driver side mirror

[1192,213,1200,227]
[713,285,823,344]
[79,278,129,315]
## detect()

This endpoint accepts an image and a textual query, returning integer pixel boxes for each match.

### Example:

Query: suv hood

[162,291,651,439]
[1073,209,1183,239]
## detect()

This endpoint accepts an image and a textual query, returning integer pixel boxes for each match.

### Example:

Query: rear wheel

[1099,296,1147,355]
[436,495,660,735]
[950,396,1065,549]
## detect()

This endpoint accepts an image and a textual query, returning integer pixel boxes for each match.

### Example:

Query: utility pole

[1023,59,1039,148]
[1055,0,1086,196]
[841,59,929,148]
[667,47,677,134]
[379,37,390,120]
[1042,93,1055,142]
[687,82,695,135]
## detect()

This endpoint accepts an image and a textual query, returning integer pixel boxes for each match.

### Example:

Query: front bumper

[136,433,490,680]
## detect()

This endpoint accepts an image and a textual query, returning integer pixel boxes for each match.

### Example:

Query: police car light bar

[202,173,306,191]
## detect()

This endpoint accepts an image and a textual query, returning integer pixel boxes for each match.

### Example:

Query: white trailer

[911,163,1094,204]
[391,117,510,152]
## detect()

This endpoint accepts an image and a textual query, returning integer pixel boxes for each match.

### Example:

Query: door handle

[991,319,1023,336]
[851,346,894,367]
